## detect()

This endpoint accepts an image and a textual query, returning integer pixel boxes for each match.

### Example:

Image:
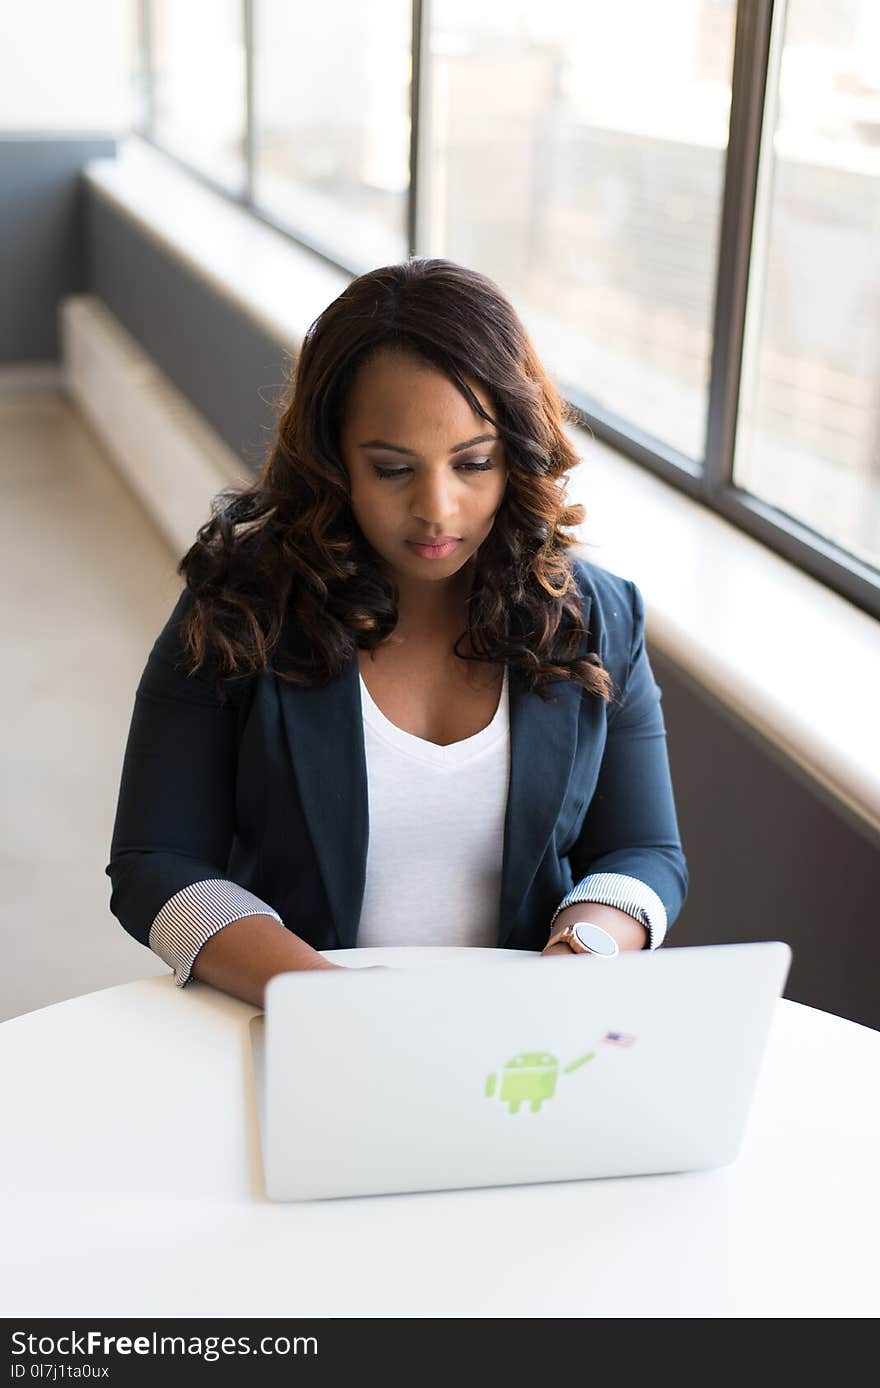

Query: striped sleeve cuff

[549,872,668,950]
[149,879,284,989]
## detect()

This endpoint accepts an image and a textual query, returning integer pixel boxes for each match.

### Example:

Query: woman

[106,258,688,1008]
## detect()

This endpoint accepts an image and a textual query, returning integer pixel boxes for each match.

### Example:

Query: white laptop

[249,941,792,1202]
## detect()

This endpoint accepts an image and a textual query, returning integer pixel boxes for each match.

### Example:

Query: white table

[1,946,878,1319]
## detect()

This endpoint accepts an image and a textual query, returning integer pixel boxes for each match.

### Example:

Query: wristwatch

[541,920,620,957]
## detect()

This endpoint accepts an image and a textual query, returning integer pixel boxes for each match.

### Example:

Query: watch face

[572,921,619,957]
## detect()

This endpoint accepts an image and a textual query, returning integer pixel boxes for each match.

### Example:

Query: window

[735,0,880,572]
[252,0,411,270]
[135,0,880,614]
[423,0,736,463]
[150,0,246,195]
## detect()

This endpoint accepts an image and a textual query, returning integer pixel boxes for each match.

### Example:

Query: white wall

[0,0,137,131]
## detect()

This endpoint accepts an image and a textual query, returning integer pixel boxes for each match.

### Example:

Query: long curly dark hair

[177,257,614,705]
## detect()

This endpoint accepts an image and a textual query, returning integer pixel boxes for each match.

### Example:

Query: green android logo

[484,1049,596,1114]
[484,1034,636,1113]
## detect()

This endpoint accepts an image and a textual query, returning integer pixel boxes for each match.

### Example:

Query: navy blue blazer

[106,557,688,956]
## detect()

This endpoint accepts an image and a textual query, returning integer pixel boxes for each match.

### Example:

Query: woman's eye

[371,465,410,479]
[372,459,495,480]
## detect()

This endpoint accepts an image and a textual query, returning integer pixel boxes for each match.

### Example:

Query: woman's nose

[410,473,458,525]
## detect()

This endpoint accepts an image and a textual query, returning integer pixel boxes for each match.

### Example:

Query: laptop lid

[250,941,792,1202]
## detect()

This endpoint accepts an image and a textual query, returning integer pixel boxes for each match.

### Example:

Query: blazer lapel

[275,595,591,951]
[496,646,585,947]
[275,651,367,949]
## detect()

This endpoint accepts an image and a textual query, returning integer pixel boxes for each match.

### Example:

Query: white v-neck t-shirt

[355,666,511,949]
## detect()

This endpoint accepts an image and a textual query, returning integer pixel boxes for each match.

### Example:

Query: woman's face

[340,348,509,587]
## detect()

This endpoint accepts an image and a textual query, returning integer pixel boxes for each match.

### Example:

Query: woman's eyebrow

[358,432,498,457]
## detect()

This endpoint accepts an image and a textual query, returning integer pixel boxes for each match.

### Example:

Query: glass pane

[736,0,880,572]
[253,0,410,269]
[151,0,246,194]
[423,0,736,461]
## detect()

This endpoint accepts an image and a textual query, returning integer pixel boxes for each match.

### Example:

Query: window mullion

[703,0,776,496]
[408,0,428,257]
[243,0,256,206]
[138,0,155,139]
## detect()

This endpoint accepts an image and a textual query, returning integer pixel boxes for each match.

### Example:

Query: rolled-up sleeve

[150,880,283,988]
[105,588,284,985]
[549,871,668,948]
[553,579,688,949]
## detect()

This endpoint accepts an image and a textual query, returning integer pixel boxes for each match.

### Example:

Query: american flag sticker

[603,1032,637,1047]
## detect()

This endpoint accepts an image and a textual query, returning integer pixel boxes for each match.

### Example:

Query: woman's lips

[406,539,460,559]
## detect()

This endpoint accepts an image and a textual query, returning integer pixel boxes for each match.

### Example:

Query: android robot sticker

[484,1034,636,1114]
[484,1051,569,1113]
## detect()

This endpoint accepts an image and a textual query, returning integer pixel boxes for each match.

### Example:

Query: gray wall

[85,191,288,472]
[0,137,116,363]
[651,649,880,1031]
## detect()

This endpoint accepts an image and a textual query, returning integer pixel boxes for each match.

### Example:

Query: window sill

[83,136,880,843]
